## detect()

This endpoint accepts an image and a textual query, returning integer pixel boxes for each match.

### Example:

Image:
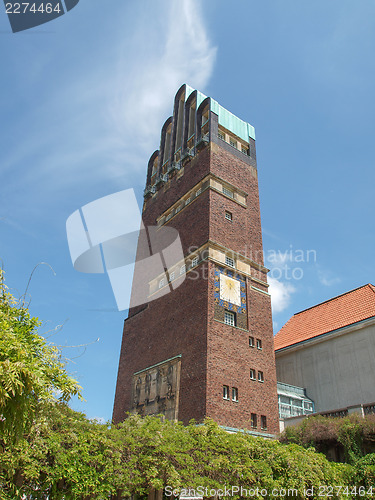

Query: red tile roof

[274,284,375,351]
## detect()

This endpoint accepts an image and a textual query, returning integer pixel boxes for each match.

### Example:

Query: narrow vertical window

[225,211,232,221]
[249,337,255,348]
[257,339,262,350]
[232,387,238,402]
[261,415,267,430]
[223,385,229,400]
[251,413,257,428]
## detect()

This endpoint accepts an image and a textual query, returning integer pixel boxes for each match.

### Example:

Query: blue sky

[1,0,375,421]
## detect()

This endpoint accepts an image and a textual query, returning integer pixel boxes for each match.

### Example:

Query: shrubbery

[0,407,352,499]
[280,414,375,463]
[1,270,374,499]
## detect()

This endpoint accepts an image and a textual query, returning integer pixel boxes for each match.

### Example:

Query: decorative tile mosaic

[214,266,247,314]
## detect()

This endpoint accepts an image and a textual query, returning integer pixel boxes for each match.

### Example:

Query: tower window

[223,186,234,198]
[180,264,186,275]
[192,256,199,267]
[225,211,232,221]
[224,310,235,326]
[229,138,237,148]
[152,158,158,175]
[251,413,257,428]
[261,415,267,430]
[232,387,238,402]
[250,368,256,380]
[257,339,262,350]
[159,278,165,289]
[258,371,264,383]
[218,131,225,141]
[249,336,255,348]
[223,385,230,400]
[166,213,172,221]
[169,271,175,282]
[185,197,191,205]
[241,146,249,155]
[225,256,235,268]
[176,205,181,213]
[196,188,201,197]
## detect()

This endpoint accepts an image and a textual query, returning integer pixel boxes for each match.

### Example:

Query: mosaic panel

[214,266,247,313]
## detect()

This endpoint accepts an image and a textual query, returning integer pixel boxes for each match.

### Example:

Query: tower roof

[274,284,375,351]
[175,84,256,141]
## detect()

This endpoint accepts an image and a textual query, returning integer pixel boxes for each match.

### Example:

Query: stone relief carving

[130,356,181,421]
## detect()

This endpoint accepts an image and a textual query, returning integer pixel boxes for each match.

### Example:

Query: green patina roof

[180,84,255,142]
[184,85,209,112]
[211,99,256,142]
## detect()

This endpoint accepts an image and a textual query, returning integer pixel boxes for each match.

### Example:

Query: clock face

[220,274,241,306]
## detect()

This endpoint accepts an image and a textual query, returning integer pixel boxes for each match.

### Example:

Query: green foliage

[0,270,82,443]
[353,453,375,488]
[280,415,339,449]
[280,414,375,463]
[1,270,373,498]
[0,411,353,499]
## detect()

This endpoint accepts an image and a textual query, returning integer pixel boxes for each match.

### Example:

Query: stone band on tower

[113,84,279,436]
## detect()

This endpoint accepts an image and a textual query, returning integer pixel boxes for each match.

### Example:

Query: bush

[280,414,375,463]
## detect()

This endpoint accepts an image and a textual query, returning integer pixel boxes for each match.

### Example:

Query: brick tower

[113,84,279,436]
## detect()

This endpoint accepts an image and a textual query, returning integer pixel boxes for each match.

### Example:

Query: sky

[1,0,375,421]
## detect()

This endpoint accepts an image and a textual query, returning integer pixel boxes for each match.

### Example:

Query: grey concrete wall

[275,320,375,413]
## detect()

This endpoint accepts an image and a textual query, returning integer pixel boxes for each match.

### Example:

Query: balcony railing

[363,403,375,415]
[187,134,195,149]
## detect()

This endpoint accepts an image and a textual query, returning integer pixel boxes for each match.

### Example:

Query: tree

[1,269,370,499]
[0,269,82,443]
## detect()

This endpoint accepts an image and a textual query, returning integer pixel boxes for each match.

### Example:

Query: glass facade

[277,382,315,419]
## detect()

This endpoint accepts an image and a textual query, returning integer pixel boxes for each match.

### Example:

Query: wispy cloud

[268,277,296,314]
[90,416,106,425]
[316,264,341,287]
[109,0,217,177]
[2,0,217,213]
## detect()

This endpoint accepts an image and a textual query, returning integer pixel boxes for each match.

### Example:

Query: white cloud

[266,249,292,267]
[1,0,217,209]
[316,265,341,287]
[109,0,217,176]
[90,416,106,425]
[268,277,296,314]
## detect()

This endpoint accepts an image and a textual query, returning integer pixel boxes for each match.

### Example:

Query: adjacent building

[275,284,375,415]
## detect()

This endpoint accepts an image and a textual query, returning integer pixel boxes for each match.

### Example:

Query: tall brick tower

[113,85,279,436]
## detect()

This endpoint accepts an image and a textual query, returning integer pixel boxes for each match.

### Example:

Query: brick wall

[113,139,279,434]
